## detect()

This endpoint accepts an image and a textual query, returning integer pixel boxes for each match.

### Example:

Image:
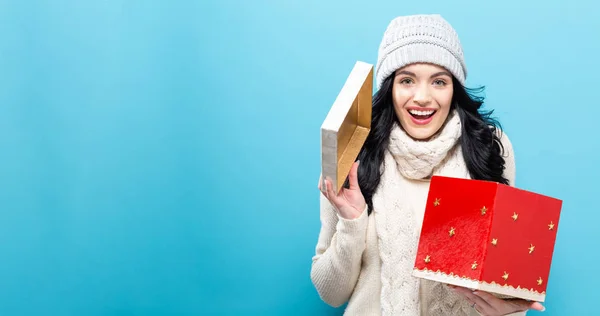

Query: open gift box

[412,176,562,302]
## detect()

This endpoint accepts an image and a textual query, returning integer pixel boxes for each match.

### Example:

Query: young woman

[311,14,546,316]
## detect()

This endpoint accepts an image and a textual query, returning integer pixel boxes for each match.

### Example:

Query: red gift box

[412,175,562,302]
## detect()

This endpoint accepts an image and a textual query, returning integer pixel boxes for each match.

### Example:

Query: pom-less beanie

[375,14,468,90]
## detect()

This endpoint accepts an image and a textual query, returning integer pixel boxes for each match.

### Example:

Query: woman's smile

[406,107,438,125]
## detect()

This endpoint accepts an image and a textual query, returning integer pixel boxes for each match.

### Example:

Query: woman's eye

[433,79,446,86]
[400,78,413,84]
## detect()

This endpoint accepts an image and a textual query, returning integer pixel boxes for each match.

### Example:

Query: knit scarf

[372,110,472,315]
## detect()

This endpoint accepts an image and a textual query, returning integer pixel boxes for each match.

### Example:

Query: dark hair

[346,73,509,215]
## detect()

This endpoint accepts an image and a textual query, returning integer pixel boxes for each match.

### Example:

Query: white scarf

[372,110,472,315]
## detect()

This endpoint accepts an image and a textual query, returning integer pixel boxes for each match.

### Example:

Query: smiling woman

[311,14,545,316]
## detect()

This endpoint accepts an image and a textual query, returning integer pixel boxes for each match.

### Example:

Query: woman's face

[392,63,454,140]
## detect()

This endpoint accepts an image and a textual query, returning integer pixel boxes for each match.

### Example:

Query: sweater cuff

[336,205,369,234]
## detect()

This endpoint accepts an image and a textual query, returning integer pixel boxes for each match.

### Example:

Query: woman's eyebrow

[430,71,452,78]
[395,70,452,78]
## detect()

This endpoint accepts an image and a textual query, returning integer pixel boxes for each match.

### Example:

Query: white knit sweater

[311,112,525,316]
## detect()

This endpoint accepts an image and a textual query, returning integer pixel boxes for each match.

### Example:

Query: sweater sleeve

[310,191,369,307]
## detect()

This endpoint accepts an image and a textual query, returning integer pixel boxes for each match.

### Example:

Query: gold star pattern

[502,272,509,281]
[548,221,555,230]
[491,238,498,246]
[528,244,535,254]
[424,255,431,263]
[537,277,543,286]
[480,206,487,215]
[449,227,456,237]
[512,212,519,221]
[471,261,478,270]
[433,198,440,207]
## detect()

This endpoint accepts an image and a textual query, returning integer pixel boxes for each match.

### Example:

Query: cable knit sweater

[311,112,526,316]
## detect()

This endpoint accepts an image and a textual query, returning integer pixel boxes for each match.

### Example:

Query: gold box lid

[321,61,373,194]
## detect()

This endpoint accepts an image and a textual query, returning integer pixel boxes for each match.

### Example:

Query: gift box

[412,175,562,302]
[320,61,373,194]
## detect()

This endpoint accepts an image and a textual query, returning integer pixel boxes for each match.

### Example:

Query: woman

[311,14,546,316]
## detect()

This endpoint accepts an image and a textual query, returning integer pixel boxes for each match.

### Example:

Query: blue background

[0,0,596,315]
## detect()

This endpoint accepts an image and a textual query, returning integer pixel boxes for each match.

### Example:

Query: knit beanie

[375,14,467,90]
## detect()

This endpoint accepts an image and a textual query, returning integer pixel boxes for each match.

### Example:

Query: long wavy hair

[347,72,509,215]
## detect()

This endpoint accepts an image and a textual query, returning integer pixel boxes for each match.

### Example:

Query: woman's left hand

[450,285,545,315]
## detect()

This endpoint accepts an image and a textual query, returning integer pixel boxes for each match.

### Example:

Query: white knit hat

[375,14,467,90]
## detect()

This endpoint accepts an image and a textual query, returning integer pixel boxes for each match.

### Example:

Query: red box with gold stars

[412,176,562,302]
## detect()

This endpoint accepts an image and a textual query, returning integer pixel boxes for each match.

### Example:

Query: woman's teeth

[408,109,436,119]
[409,109,435,116]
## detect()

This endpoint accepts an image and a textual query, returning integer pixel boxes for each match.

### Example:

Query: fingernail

[532,302,545,312]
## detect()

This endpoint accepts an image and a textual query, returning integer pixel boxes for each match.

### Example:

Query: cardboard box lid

[320,61,373,194]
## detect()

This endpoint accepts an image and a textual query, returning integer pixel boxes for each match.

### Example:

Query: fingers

[472,291,545,313]
[530,302,545,311]
[453,287,494,313]
[472,291,498,303]
[452,287,546,315]
[348,161,360,190]
[324,177,342,207]
[471,291,500,313]
[496,297,544,312]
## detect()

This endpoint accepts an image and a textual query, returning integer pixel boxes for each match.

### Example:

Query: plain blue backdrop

[0,0,597,315]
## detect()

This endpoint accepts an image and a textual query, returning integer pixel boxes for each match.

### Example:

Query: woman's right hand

[318,161,367,220]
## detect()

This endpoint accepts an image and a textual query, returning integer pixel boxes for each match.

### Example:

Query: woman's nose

[413,86,432,105]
